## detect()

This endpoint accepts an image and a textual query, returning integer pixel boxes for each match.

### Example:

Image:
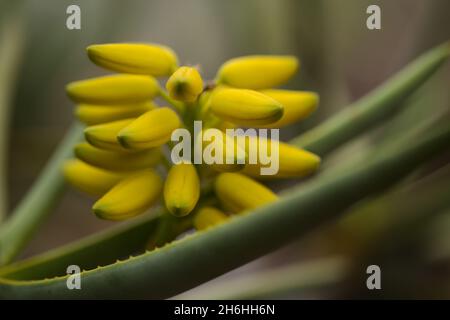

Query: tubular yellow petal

[215,173,278,213]
[66,75,159,105]
[75,102,155,125]
[118,107,181,150]
[216,55,299,89]
[166,66,204,102]
[209,88,283,126]
[258,90,319,128]
[93,169,162,221]
[74,142,161,172]
[63,159,123,196]
[84,118,135,152]
[164,163,200,217]
[193,206,228,230]
[87,43,178,76]
[197,129,247,172]
[238,136,321,178]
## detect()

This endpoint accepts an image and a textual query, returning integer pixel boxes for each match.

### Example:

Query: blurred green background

[1,0,449,298]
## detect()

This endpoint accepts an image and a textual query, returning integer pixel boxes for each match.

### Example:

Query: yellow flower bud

[118,107,181,150]
[209,88,283,126]
[237,136,321,178]
[166,66,204,102]
[84,118,134,152]
[75,102,155,126]
[93,169,162,220]
[87,43,178,76]
[196,129,247,172]
[215,172,278,213]
[63,159,123,196]
[258,90,319,128]
[66,75,159,105]
[216,55,299,89]
[74,142,161,172]
[164,163,200,217]
[193,206,228,230]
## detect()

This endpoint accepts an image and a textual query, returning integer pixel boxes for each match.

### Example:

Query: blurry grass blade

[290,42,450,155]
[0,123,448,298]
[0,123,84,266]
[175,257,347,299]
[0,3,25,223]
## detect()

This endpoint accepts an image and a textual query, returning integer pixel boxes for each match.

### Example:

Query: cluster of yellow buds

[63,43,320,232]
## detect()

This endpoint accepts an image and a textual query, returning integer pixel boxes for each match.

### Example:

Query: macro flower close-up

[63,43,321,231]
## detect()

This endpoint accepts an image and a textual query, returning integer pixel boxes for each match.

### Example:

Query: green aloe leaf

[291,42,450,155]
[0,124,83,265]
[0,211,162,280]
[0,123,448,299]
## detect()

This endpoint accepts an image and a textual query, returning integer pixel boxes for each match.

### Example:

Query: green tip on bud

[166,66,204,102]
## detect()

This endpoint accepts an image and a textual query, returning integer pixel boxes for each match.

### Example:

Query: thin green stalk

[290,42,450,155]
[0,123,448,299]
[158,88,185,114]
[0,3,25,223]
[0,123,84,266]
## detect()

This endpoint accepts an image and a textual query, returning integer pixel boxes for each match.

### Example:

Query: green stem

[0,3,25,223]
[158,88,185,114]
[0,123,83,266]
[290,42,450,155]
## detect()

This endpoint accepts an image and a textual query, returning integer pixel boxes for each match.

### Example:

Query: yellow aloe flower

[63,159,123,196]
[74,142,161,172]
[166,66,204,102]
[87,43,178,76]
[164,163,200,217]
[237,136,321,178]
[93,169,163,220]
[64,42,321,238]
[193,206,228,230]
[216,55,299,89]
[214,172,278,213]
[84,118,134,152]
[75,102,155,126]
[258,90,319,128]
[66,74,159,105]
[196,129,247,172]
[118,107,181,150]
[209,87,284,126]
